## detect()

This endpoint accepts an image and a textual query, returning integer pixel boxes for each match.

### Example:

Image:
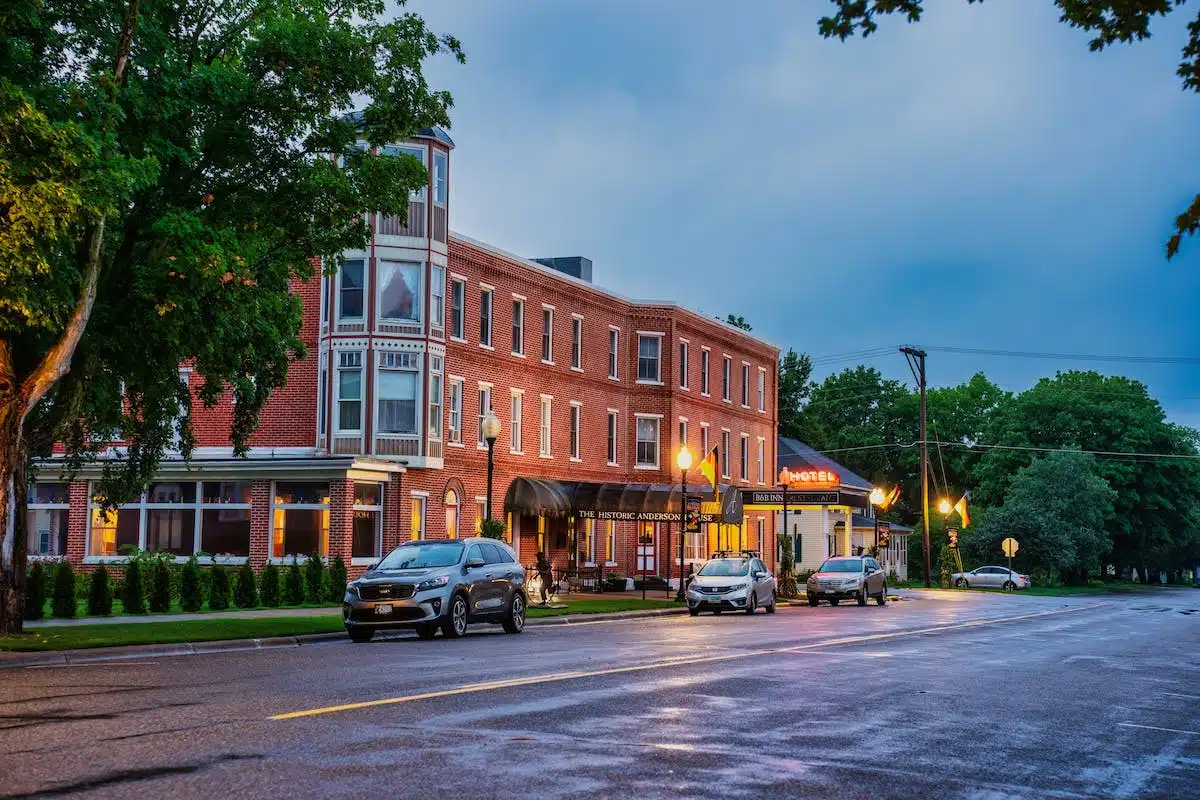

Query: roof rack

[710,549,760,560]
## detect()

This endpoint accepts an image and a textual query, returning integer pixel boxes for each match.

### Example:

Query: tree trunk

[0,397,28,635]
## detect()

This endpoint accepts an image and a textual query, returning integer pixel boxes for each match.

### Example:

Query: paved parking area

[1,589,1197,798]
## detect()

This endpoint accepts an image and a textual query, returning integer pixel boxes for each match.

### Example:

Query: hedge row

[23,555,349,621]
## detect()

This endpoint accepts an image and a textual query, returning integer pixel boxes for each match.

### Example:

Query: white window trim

[721,428,732,479]
[606,408,620,466]
[541,305,555,365]
[449,277,467,342]
[700,346,712,397]
[741,361,751,408]
[266,481,331,565]
[636,332,665,385]
[608,325,620,381]
[476,383,493,451]
[350,483,385,565]
[539,394,553,459]
[757,436,767,484]
[510,388,525,455]
[511,296,525,357]
[26,486,71,560]
[336,258,367,323]
[479,285,494,349]
[375,259,424,327]
[740,433,750,482]
[679,338,690,390]
[447,376,464,447]
[569,400,583,462]
[336,351,364,435]
[634,412,662,470]
[570,313,584,372]
[722,354,732,403]
[758,366,767,413]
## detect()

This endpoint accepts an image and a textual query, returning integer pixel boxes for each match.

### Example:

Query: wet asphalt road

[1,589,1198,799]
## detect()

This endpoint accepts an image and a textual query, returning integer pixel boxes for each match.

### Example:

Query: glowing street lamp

[938,497,952,516]
[870,486,888,553]
[482,408,502,519]
[675,446,693,602]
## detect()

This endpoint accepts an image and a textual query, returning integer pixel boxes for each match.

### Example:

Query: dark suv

[343,538,528,641]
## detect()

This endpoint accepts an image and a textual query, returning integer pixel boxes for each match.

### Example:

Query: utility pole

[900,346,930,588]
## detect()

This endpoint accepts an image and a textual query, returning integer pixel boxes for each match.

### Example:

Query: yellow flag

[698,446,718,491]
[954,494,970,527]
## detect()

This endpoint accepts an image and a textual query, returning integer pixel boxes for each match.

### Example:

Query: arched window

[444,484,456,542]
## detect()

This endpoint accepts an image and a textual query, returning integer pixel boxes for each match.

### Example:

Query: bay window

[378,260,421,322]
[377,351,418,435]
[434,152,448,205]
[339,259,364,320]
[431,266,445,328]
[428,372,442,439]
[337,351,363,432]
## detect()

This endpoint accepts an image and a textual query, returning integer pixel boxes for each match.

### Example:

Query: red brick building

[28,127,780,583]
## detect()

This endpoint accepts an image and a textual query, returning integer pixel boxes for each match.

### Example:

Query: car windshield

[698,559,750,577]
[376,542,464,570]
[820,558,863,573]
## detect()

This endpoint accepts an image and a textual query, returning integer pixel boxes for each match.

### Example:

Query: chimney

[533,256,593,284]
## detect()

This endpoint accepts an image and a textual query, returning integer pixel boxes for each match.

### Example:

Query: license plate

[375,604,393,616]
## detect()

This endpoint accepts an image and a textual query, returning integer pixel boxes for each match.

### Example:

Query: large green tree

[0,0,463,633]
[777,348,813,441]
[967,452,1116,584]
[817,0,1200,258]
[974,371,1200,580]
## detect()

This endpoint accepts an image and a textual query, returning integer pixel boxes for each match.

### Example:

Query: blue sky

[406,0,1200,428]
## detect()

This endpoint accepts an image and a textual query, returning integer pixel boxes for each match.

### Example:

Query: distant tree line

[777,350,1200,584]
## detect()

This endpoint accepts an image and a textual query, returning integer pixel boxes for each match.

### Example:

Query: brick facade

[28,127,780,581]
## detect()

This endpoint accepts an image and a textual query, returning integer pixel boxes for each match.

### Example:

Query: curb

[0,607,690,669]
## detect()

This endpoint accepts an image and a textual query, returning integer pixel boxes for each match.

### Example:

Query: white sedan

[952,566,1030,590]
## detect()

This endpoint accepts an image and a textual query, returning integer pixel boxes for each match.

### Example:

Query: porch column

[66,481,90,565]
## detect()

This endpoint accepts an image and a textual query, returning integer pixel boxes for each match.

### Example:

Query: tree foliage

[777,349,813,441]
[816,0,1200,258]
[968,452,1116,583]
[0,0,464,633]
[723,314,753,331]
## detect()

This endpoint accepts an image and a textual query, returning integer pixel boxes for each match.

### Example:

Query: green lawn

[1,597,681,652]
[25,597,342,622]
[0,617,346,652]
[526,597,679,617]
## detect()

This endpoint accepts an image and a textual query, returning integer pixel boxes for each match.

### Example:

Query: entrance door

[636,523,656,574]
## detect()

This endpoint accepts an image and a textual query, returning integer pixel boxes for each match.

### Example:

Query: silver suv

[343,538,527,642]
[686,556,777,616]
[806,556,887,607]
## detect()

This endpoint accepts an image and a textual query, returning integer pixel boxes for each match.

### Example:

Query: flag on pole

[698,446,718,491]
[954,494,971,527]
[884,485,901,509]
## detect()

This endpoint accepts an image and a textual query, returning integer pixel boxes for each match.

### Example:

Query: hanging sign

[787,469,840,489]
[684,496,702,533]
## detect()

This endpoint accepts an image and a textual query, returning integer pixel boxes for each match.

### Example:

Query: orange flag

[954,494,971,527]
[698,446,718,491]
[884,485,901,509]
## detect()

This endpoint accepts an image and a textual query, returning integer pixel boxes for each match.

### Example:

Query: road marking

[1119,723,1200,736]
[269,604,1104,721]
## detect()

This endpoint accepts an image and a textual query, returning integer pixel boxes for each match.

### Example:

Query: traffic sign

[1001,537,1019,557]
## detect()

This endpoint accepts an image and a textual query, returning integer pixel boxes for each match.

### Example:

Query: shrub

[52,561,77,619]
[122,560,147,614]
[326,556,348,603]
[284,557,305,605]
[180,556,203,612]
[74,571,91,600]
[208,565,231,610]
[234,562,259,608]
[149,558,173,612]
[777,534,799,598]
[260,561,281,607]
[479,518,506,540]
[24,562,45,621]
[87,565,114,616]
[303,552,325,604]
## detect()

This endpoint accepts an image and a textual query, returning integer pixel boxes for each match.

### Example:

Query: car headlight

[842,579,860,587]
[417,575,450,592]
[345,582,360,599]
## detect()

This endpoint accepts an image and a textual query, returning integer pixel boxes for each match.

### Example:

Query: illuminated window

[410,495,426,540]
[444,487,459,540]
[353,483,382,558]
[272,482,330,559]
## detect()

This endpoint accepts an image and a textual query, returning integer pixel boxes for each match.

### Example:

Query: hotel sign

[577,509,727,524]
[786,470,839,490]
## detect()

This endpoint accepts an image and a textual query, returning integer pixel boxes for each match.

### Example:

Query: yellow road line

[269,604,1103,721]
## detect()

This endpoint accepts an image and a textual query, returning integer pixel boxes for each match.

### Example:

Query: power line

[812,440,1200,462]
[912,345,1200,366]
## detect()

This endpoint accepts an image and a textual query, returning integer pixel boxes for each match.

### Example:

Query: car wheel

[1003,580,1016,591]
[955,577,969,588]
[414,623,437,640]
[875,584,887,606]
[857,590,867,607]
[807,596,819,607]
[713,609,723,615]
[765,593,777,614]
[829,598,840,607]
[688,607,700,617]
[441,593,469,638]
[502,593,526,634]
[346,626,374,643]
[745,592,757,615]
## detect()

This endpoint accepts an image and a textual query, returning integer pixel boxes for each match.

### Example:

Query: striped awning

[503,478,742,524]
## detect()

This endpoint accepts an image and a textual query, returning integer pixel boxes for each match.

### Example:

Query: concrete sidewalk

[0,606,689,669]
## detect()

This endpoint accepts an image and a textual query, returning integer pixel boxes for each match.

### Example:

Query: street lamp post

[870,487,886,555]
[482,407,502,519]
[675,446,693,602]
[778,466,793,565]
